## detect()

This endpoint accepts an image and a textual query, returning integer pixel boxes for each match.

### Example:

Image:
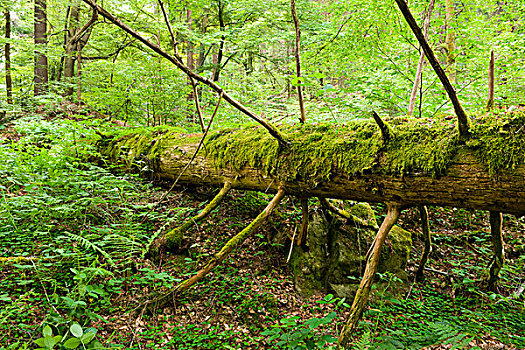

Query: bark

[99,132,525,216]
[4,11,13,104]
[63,3,97,97]
[63,2,80,83]
[408,0,434,117]
[486,50,495,111]
[415,205,431,282]
[488,211,504,291]
[76,49,82,103]
[81,0,288,147]
[212,0,226,82]
[394,0,469,138]
[338,204,401,346]
[34,0,48,96]
[291,0,306,123]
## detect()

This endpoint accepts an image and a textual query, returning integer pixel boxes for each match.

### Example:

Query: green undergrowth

[364,284,525,349]
[0,114,184,347]
[100,112,525,185]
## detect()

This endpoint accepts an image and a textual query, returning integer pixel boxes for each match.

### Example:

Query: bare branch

[81,0,288,146]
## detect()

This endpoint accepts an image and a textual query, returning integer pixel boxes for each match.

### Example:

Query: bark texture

[34,0,48,96]
[488,211,504,290]
[415,205,431,281]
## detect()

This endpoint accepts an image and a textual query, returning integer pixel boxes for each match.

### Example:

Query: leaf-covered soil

[0,111,524,350]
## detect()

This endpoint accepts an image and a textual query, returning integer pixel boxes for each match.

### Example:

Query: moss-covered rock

[290,202,412,298]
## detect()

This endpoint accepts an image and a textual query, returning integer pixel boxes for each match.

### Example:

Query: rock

[290,202,412,298]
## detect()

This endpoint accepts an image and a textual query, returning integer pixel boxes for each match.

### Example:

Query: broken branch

[394,0,470,138]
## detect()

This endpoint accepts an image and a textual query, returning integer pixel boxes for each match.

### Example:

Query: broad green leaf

[80,330,96,343]
[34,338,45,347]
[42,325,53,338]
[43,336,58,348]
[64,337,82,349]
[70,323,83,338]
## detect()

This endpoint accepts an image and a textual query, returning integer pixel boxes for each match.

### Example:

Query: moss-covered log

[98,113,525,215]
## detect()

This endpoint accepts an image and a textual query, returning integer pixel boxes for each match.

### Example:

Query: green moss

[205,118,460,184]
[98,112,525,181]
[468,111,525,175]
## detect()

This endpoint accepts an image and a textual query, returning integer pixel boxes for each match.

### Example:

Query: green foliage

[33,324,103,350]
[261,313,338,350]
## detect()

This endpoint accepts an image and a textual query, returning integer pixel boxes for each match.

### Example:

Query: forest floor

[0,109,524,349]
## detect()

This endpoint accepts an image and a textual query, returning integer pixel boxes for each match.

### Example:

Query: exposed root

[338,204,401,347]
[146,187,286,310]
[415,205,432,282]
[164,182,232,250]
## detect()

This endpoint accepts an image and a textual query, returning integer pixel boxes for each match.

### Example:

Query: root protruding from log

[488,211,504,291]
[338,204,401,347]
[149,188,285,310]
[320,198,379,230]
[165,181,232,250]
[415,205,432,282]
[298,198,309,246]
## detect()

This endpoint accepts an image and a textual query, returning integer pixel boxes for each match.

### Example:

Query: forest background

[0,0,524,349]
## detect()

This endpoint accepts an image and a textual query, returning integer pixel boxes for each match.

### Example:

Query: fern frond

[64,231,116,267]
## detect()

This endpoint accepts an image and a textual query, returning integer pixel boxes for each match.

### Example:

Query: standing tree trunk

[34,0,48,96]
[213,0,225,82]
[486,50,495,111]
[76,50,82,103]
[63,3,95,98]
[290,0,306,123]
[186,8,195,121]
[407,0,434,117]
[445,0,456,84]
[63,2,80,96]
[4,11,13,104]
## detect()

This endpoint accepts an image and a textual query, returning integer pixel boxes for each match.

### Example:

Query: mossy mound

[290,202,412,298]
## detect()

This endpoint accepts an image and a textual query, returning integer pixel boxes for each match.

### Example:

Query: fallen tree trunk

[98,114,525,216]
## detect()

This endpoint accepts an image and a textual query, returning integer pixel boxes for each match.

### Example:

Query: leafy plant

[33,324,103,350]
